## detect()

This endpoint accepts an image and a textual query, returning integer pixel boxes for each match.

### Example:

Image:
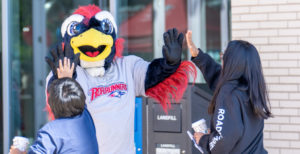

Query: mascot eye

[95,11,117,34]
[61,14,84,37]
[101,19,113,34]
[67,22,81,36]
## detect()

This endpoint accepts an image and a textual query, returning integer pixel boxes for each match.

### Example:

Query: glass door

[0,1,36,153]
[9,0,35,143]
[2,1,102,153]
[117,0,154,61]
[165,0,188,59]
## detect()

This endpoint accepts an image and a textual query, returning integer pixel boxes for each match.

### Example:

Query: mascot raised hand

[45,5,196,154]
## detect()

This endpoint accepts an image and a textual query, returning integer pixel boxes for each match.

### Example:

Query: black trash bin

[142,84,213,154]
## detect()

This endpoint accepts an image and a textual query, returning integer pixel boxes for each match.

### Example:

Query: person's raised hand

[186,30,199,57]
[57,57,75,79]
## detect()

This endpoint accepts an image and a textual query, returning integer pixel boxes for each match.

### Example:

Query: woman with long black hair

[186,31,271,154]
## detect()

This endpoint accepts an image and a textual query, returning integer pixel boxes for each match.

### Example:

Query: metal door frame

[2,0,10,153]
[33,0,47,135]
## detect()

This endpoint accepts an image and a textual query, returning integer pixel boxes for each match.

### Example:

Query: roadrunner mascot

[45,5,196,153]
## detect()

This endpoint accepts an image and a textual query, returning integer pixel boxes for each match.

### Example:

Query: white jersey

[46,55,149,154]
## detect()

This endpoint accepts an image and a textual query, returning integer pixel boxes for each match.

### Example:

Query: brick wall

[231,0,300,153]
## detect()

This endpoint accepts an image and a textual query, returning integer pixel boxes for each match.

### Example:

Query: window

[165,0,188,59]
[118,0,154,61]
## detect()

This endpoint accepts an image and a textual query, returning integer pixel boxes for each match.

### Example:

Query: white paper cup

[12,136,29,152]
[192,119,208,133]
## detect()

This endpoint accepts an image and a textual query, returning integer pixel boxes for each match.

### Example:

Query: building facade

[4,0,300,153]
[231,0,300,153]
[1,0,230,153]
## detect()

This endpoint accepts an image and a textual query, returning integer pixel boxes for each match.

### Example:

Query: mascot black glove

[45,43,80,79]
[145,28,184,90]
[163,28,184,65]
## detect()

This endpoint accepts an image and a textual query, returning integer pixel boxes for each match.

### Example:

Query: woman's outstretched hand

[186,30,199,57]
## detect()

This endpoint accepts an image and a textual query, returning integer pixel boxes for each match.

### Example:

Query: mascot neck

[80,59,106,77]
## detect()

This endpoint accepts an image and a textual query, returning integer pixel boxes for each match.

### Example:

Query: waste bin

[142,84,213,154]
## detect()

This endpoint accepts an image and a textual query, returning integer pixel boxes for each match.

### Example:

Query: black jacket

[191,50,267,154]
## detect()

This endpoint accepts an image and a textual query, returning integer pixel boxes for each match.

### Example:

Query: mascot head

[60,5,123,77]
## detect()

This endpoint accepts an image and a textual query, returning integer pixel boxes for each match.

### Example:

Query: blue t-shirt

[28,108,98,154]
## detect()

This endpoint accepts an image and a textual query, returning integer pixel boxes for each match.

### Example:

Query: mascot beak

[70,28,114,62]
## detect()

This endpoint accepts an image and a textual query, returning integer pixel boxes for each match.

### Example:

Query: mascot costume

[45,5,196,153]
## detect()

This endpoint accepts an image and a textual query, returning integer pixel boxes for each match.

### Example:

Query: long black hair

[209,40,272,119]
